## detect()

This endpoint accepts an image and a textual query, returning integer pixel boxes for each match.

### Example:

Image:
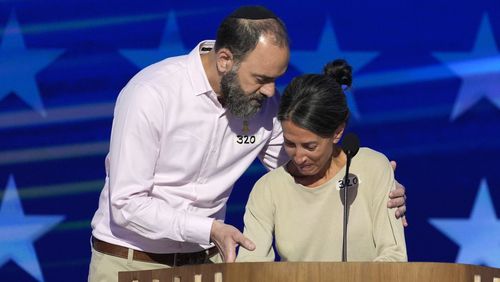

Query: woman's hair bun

[323,59,352,87]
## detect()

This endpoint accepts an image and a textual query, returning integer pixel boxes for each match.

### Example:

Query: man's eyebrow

[254,74,276,81]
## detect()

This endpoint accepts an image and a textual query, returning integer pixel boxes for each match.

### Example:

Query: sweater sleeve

[371,157,408,262]
[236,175,276,262]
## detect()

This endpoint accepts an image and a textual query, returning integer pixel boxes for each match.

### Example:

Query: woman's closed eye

[304,144,317,151]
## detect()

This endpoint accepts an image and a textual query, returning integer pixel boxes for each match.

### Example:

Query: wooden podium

[118,262,500,282]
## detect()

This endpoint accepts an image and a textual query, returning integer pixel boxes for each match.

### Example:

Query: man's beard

[220,69,266,119]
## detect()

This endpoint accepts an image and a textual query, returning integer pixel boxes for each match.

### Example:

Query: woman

[236,60,407,262]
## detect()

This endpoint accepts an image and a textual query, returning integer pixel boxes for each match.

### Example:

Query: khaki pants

[88,247,169,282]
[88,247,222,282]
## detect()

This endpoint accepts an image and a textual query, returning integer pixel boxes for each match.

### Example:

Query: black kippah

[229,6,277,20]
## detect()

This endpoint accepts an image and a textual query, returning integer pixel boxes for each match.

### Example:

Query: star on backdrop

[433,14,500,121]
[429,179,500,268]
[0,175,65,282]
[290,18,379,120]
[120,11,188,69]
[0,12,64,117]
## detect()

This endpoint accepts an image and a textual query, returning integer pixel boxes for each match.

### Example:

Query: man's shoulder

[131,54,190,85]
[126,41,210,94]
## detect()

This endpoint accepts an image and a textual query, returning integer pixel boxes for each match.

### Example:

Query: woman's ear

[333,123,346,144]
[216,48,234,73]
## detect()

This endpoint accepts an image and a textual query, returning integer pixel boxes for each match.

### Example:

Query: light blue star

[433,14,500,121]
[0,175,65,282]
[290,18,379,120]
[0,12,64,116]
[120,11,188,69]
[429,179,500,268]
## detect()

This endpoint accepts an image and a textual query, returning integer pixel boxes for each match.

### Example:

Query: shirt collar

[187,40,216,97]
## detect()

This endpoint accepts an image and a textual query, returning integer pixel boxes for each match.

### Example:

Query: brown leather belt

[91,236,218,266]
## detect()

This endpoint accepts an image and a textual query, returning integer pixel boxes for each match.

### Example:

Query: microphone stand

[340,132,359,262]
[341,154,352,262]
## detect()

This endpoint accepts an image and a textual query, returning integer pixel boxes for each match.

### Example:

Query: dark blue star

[0,12,64,116]
[433,14,500,120]
[0,175,65,282]
[120,11,187,69]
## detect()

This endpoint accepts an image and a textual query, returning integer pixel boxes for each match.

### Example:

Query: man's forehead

[239,41,289,77]
[243,64,288,80]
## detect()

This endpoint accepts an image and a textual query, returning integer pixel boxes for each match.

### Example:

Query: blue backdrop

[1,1,499,281]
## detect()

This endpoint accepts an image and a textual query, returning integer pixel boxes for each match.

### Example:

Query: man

[88,6,406,281]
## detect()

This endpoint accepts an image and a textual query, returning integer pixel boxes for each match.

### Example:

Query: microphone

[342,132,360,159]
[341,133,360,262]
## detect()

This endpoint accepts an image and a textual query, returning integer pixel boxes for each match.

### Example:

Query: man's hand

[388,161,408,227]
[210,220,255,262]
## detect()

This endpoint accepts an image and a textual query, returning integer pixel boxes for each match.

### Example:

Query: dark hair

[278,59,352,137]
[214,8,289,62]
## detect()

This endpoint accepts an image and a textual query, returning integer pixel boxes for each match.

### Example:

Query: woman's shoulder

[353,147,393,175]
[247,166,291,204]
[255,165,289,185]
[356,147,391,165]
[252,165,290,193]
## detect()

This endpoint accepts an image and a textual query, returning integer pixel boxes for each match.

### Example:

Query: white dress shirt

[91,41,287,253]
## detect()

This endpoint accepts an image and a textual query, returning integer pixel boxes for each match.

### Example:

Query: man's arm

[388,161,408,227]
[210,221,255,262]
[108,82,213,244]
[258,95,289,170]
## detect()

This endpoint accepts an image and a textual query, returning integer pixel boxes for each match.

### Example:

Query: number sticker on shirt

[336,175,360,190]
[236,135,256,144]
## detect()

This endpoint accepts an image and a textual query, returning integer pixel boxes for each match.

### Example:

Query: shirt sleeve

[371,157,408,262]
[108,82,213,245]
[258,95,289,170]
[236,175,276,262]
